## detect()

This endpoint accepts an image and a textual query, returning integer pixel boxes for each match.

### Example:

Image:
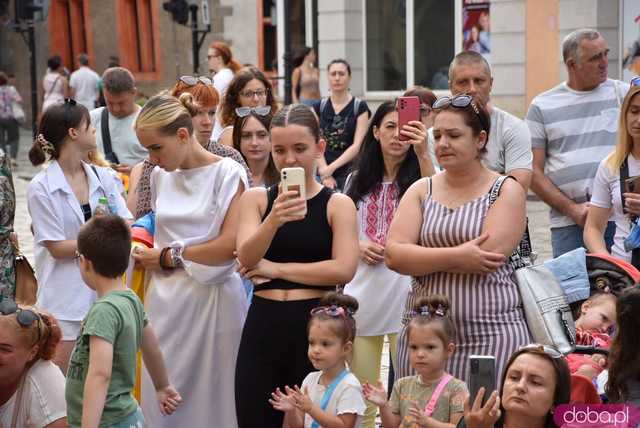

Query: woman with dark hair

[343,100,430,428]
[26,100,131,373]
[232,107,279,187]
[127,77,250,218]
[606,287,640,405]
[234,103,359,427]
[214,66,278,147]
[41,55,69,113]
[314,59,371,190]
[0,300,67,428]
[208,41,242,98]
[459,345,571,428]
[291,47,320,105]
[386,95,531,382]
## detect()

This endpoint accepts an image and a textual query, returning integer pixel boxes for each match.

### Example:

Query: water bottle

[94,197,110,216]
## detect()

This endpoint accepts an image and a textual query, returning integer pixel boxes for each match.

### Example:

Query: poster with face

[463,0,490,62]
[622,0,640,81]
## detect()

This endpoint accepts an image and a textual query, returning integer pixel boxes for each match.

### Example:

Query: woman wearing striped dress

[386,94,531,383]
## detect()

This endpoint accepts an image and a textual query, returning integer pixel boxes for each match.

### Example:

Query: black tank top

[258,185,334,291]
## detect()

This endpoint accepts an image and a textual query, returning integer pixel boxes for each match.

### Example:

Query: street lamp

[163,0,211,75]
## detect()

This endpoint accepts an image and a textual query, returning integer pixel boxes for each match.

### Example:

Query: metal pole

[190,4,199,74]
[283,0,292,105]
[28,21,37,138]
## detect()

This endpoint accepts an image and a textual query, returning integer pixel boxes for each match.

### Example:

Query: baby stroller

[546,250,640,404]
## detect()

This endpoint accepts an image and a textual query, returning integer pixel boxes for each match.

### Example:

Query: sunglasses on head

[433,94,489,131]
[631,76,640,87]
[180,75,213,87]
[235,105,271,118]
[0,298,42,343]
[518,343,563,359]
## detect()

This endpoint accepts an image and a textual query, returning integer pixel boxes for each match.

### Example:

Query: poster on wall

[463,0,490,62]
[622,0,640,81]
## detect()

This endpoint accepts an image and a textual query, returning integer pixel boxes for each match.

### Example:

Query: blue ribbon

[310,369,349,428]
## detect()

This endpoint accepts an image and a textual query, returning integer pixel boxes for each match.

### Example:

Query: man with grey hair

[448,50,533,189]
[90,67,147,173]
[526,29,629,257]
[69,53,100,111]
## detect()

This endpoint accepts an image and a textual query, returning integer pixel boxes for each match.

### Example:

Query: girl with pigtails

[26,100,132,374]
[0,300,67,427]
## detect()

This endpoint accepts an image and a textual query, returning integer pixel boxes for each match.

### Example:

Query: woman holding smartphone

[585,85,640,265]
[386,95,531,382]
[234,103,359,428]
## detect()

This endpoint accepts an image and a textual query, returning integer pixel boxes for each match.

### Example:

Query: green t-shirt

[389,374,468,427]
[65,289,148,427]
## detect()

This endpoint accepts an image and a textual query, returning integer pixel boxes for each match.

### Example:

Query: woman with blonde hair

[0,299,67,428]
[131,93,248,427]
[585,84,640,265]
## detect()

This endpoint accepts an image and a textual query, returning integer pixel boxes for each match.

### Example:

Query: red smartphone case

[397,96,421,141]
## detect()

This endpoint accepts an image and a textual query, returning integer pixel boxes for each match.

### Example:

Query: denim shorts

[107,407,144,428]
[551,222,615,258]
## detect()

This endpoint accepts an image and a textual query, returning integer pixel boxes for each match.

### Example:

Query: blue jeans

[551,221,615,258]
[107,407,144,428]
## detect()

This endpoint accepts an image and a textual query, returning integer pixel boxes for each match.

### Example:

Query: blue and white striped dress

[396,177,531,383]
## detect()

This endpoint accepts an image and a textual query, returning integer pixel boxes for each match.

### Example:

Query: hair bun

[413,294,450,317]
[319,292,359,316]
[178,92,201,117]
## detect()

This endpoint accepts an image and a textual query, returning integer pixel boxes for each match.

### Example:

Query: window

[48,0,92,71]
[116,0,161,80]
[364,0,460,95]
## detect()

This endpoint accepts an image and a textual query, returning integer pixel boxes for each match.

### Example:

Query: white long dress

[141,158,248,427]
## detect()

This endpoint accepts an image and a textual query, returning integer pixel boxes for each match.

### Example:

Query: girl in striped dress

[386,94,532,383]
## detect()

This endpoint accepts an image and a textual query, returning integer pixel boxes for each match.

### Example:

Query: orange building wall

[525,0,559,106]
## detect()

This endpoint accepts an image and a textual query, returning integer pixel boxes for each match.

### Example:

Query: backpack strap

[100,108,119,164]
[620,156,630,215]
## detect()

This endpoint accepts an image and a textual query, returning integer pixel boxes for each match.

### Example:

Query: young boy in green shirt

[65,215,181,427]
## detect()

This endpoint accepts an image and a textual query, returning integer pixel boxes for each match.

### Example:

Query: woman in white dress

[41,55,68,113]
[132,93,248,427]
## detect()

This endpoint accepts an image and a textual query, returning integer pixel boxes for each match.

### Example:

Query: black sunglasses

[0,299,42,344]
[433,94,489,132]
[180,75,213,87]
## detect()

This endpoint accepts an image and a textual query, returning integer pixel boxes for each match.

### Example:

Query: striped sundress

[396,177,531,383]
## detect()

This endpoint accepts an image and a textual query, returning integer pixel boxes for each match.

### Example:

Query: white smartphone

[469,355,496,407]
[280,167,307,217]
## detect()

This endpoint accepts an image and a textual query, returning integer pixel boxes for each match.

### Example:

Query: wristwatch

[169,241,185,268]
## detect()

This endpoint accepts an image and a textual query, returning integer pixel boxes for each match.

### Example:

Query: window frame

[115,0,162,82]
[362,0,463,99]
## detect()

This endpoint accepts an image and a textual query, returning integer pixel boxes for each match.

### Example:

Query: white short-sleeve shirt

[27,161,132,321]
[69,66,100,111]
[301,371,366,428]
[590,154,640,261]
[0,360,66,428]
[213,67,234,98]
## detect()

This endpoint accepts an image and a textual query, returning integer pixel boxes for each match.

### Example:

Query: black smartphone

[624,175,640,193]
[469,355,496,407]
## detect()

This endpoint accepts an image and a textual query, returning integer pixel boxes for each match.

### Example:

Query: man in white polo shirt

[90,67,147,174]
[527,29,629,257]
[69,53,100,111]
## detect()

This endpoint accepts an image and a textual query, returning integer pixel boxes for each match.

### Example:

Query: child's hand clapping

[363,380,388,406]
[269,387,297,412]
[408,401,437,427]
[157,385,182,416]
[288,385,314,413]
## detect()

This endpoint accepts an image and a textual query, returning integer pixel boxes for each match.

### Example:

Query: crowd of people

[1,28,640,428]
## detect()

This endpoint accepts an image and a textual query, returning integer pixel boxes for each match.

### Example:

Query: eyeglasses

[0,299,42,344]
[207,53,221,60]
[235,105,271,117]
[310,305,353,318]
[74,250,81,260]
[180,75,213,87]
[432,94,489,131]
[420,104,432,115]
[518,344,563,359]
[239,89,268,99]
[631,76,640,87]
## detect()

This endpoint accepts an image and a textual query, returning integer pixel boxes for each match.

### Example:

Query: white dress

[141,158,248,427]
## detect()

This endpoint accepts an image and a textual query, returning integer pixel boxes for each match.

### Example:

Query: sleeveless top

[257,185,334,291]
[42,72,64,111]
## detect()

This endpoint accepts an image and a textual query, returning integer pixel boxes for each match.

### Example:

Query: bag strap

[100,108,117,163]
[11,374,27,428]
[619,156,640,267]
[44,75,60,100]
[310,369,349,428]
[424,373,453,416]
[320,97,329,117]
[353,97,362,118]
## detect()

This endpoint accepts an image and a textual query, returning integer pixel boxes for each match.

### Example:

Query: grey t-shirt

[482,106,532,174]
[90,106,148,166]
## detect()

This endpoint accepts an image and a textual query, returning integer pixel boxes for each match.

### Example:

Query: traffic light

[163,0,189,26]
[15,0,43,21]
